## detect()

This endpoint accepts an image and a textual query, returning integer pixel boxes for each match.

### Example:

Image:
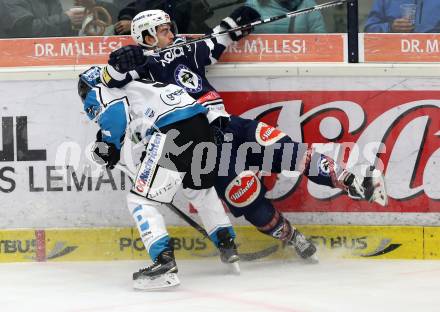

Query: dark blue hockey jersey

[101,28,233,123]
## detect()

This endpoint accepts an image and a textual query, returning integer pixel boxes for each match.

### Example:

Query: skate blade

[133,273,180,291]
[227,261,241,275]
[304,253,319,264]
[371,170,388,207]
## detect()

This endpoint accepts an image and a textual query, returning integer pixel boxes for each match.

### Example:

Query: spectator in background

[138,0,191,33]
[1,0,86,37]
[74,0,119,22]
[112,0,133,11]
[114,1,136,34]
[113,0,213,35]
[245,0,326,33]
[0,1,12,37]
[74,0,120,35]
[364,0,440,33]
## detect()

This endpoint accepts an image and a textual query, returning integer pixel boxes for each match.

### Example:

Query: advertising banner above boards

[0,76,439,228]
[0,33,439,67]
[362,33,440,63]
[0,34,346,67]
[1,225,440,263]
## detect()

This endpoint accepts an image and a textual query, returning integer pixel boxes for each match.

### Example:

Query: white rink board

[0,64,439,228]
[0,79,130,228]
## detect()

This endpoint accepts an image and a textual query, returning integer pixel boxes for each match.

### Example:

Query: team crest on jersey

[318,156,331,177]
[255,122,286,146]
[225,171,261,208]
[174,64,202,93]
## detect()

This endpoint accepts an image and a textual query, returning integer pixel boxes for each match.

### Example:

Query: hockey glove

[108,45,147,73]
[91,131,120,169]
[342,166,388,207]
[220,6,261,41]
[91,141,120,169]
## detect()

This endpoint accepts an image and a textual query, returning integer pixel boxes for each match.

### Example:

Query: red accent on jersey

[197,91,221,104]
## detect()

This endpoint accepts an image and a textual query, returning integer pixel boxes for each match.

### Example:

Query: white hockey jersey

[83,79,207,149]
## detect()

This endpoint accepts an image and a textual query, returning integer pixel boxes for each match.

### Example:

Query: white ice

[1,259,440,312]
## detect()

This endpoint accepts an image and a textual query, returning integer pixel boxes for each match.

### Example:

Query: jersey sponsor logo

[225,171,261,208]
[160,86,184,106]
[255,122,286,146]
[174,64,202,93]
[160,47,185,66]
[134,134,163,195]
[144,108,155,118]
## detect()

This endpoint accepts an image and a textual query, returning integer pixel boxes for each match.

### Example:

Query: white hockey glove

[341,166,388,206]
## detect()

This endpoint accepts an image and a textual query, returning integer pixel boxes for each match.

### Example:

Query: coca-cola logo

[225,171,261,208]
[220,91,440,212]
[255,122,286,146]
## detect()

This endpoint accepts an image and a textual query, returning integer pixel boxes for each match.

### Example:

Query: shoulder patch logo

[255,122,286,146]
[174,64,202,93]
[225,171,261,208]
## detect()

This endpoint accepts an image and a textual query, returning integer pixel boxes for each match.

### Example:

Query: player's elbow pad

[219,6,261,41]
[100,65,133,88]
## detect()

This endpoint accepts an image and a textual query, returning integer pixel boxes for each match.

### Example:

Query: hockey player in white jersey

[78,66,239,290]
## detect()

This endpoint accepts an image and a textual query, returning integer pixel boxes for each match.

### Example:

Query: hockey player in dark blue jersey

[100,8,388,263]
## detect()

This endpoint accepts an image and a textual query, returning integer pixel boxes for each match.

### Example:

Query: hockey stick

[155,0,347,53]
[115,163,279,261]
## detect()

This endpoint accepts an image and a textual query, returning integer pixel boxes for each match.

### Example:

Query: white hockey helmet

[131,10,173,48]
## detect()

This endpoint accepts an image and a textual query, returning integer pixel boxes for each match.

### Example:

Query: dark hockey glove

[91,131,120,169]
[220,6,261,41]
[91,141,120,169]
[108,45,147,73]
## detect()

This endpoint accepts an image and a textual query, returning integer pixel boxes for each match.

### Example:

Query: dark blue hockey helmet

[78,66,102,103]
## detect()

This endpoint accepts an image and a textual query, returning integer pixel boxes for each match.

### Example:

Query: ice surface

[1,259,440,312]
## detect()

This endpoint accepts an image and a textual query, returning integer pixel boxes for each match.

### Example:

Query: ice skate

[288,228,318,263]
[133,249,180,290]
[217,228,241,274]
[343,166,388,207]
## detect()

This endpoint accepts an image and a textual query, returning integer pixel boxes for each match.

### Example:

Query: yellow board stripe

[0,225,434,263]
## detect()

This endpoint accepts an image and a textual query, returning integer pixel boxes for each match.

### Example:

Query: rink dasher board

[0,67,439,229]
[0,225,439,262]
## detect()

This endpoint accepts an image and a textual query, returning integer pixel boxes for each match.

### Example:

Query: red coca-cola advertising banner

[221,90,440,213]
